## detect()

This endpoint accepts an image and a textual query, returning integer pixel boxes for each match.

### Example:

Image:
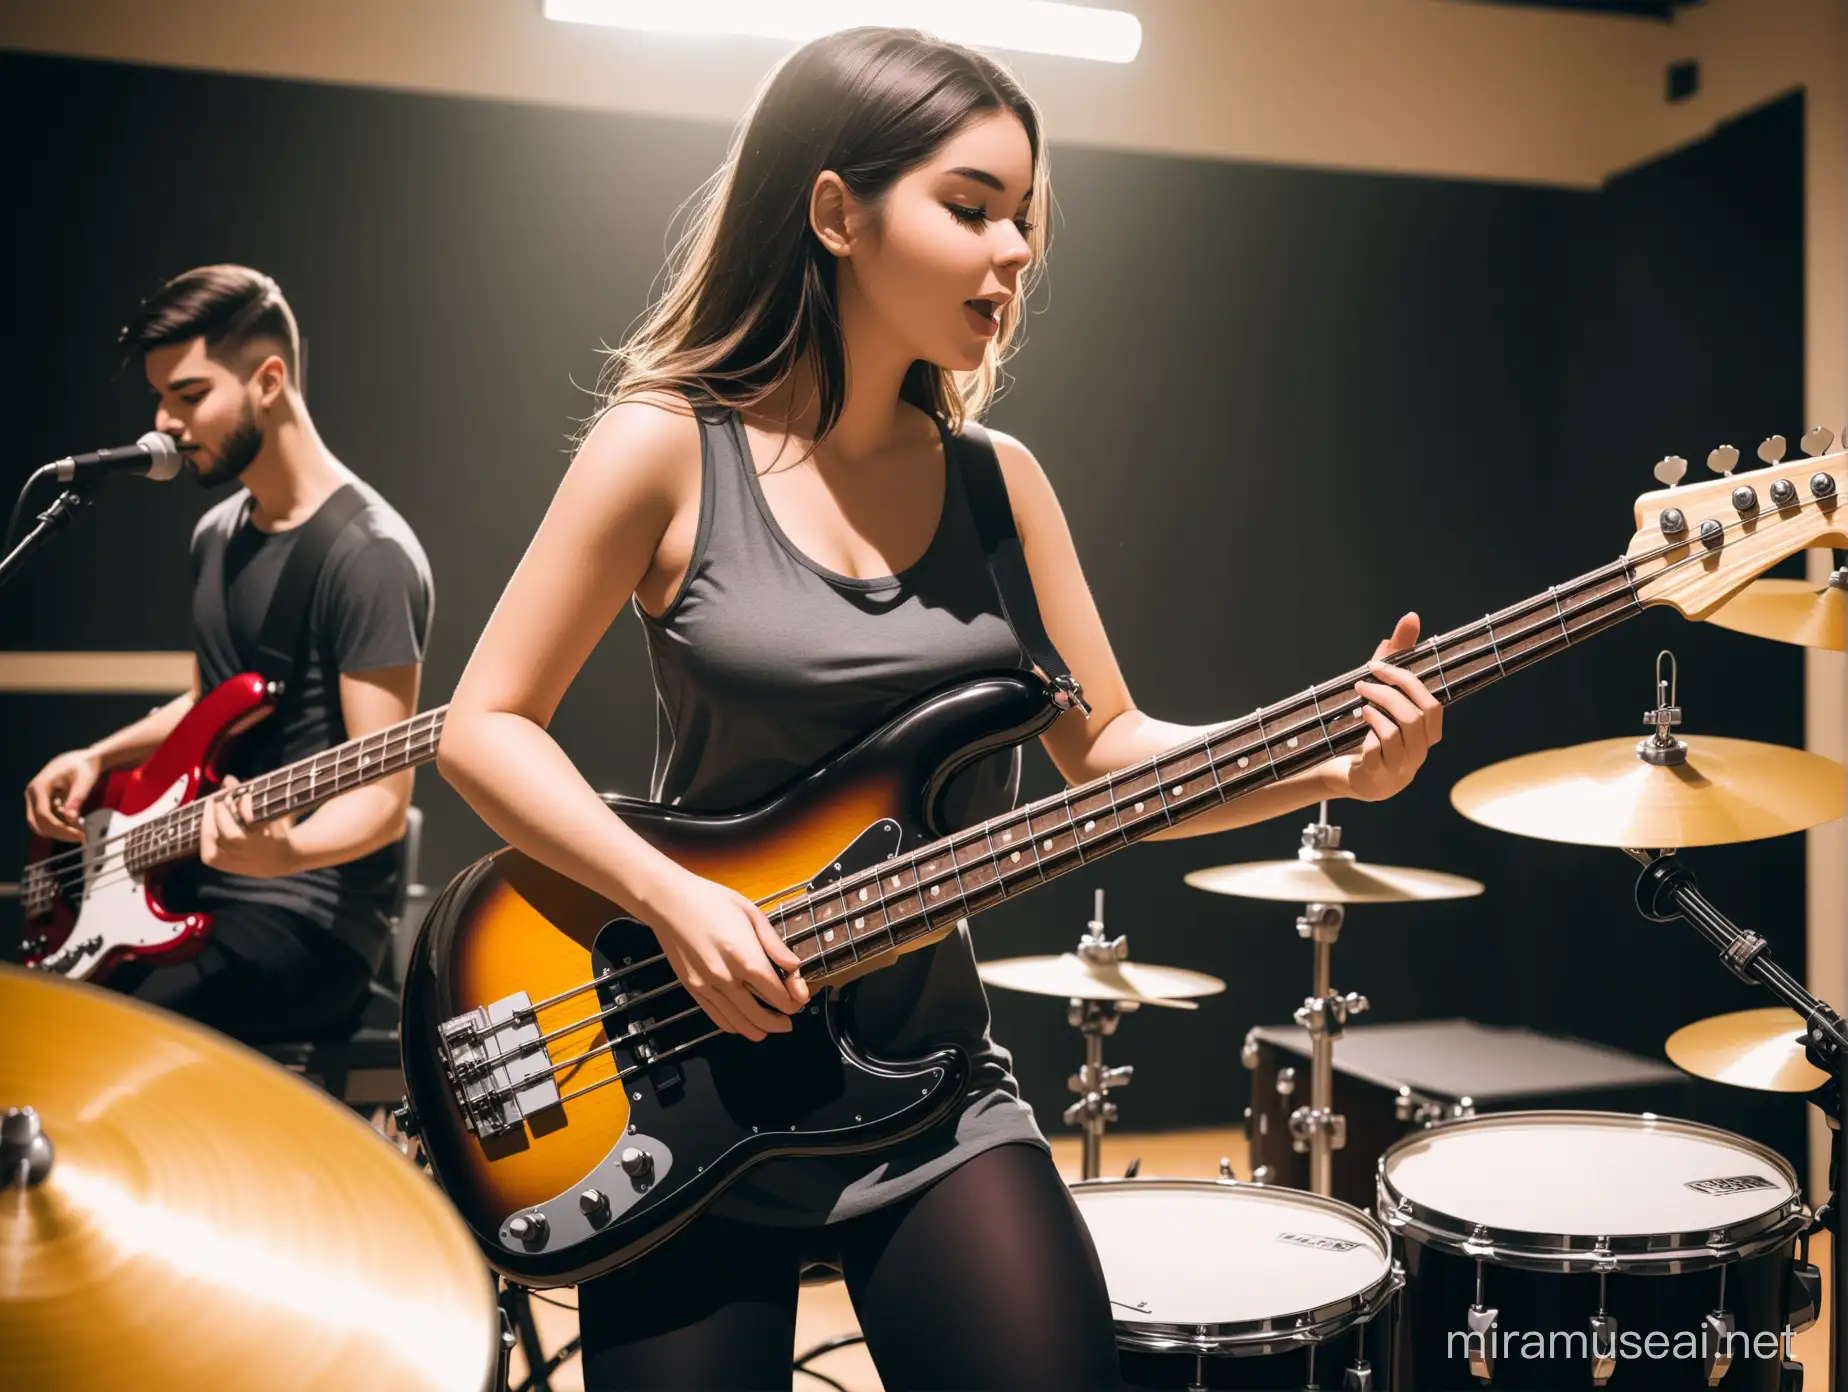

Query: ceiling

[1453,0,1698,18]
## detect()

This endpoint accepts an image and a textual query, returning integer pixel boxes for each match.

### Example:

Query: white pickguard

[47,776,194,979]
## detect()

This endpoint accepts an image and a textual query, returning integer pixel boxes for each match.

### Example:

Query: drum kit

[7,583,1846,1390]
[978,557,1848,1389]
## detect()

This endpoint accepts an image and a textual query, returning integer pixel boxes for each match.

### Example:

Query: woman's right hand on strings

[643,867,811,1041]
[24,747,102,842]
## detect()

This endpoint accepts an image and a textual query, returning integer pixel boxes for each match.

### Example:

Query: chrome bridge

[438,991,563,1142]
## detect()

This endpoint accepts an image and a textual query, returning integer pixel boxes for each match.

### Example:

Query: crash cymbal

[1665,1007,1827,1093]
[1183,855,1484,905]
[1704,578,1844,651]
[1451,735,1844,848]
[0,966,496,1392]
[977,954,1225,1009]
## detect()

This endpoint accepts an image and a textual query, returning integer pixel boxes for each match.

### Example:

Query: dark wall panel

[0,54,1808,1170]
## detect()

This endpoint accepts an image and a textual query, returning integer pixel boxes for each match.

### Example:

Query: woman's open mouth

[963,298,1000,338]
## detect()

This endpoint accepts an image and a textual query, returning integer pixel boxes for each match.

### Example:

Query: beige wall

[7,0,1845,1186]
[0,0,1817,188]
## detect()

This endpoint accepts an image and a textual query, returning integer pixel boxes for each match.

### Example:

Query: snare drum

[1379,1111,1817,1390]
[1071,1178,1400,1389]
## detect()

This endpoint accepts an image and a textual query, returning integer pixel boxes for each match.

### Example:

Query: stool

[258,807,427,1115]
[257,976,404,1116]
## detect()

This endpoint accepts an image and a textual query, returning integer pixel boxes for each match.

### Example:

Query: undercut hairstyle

[120,264,301,380]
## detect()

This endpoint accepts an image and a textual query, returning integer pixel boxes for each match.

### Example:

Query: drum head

[1071,1179,1395,1350]
[1380,1112,1802,1265]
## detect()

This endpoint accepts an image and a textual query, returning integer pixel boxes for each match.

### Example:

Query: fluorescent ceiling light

[543,0,1143,64]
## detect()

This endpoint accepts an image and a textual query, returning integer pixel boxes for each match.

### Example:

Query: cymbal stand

[1063,888,1136,1181]
[1291,804,1370,1197]
[1631,851,1839,1391]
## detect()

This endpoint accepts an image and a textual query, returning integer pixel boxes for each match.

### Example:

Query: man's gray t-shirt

[169,479,434,968]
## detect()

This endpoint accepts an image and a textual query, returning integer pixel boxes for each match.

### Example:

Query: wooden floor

[508,1127,1832,1391]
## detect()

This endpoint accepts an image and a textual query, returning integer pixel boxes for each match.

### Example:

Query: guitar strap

[228,483,370,775]
[951,421,1091,716]
[245,482,370,690]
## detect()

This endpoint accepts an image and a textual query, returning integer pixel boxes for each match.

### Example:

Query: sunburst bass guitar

[395,438,1848,1287]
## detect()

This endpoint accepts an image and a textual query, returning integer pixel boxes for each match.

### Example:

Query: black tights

[578,1141,1123,1391]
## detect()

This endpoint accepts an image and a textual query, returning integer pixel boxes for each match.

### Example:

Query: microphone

[52,431,182,484]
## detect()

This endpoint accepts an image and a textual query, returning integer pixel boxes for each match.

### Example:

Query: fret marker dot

[1010,852,1021,863]
[823,929,835,943]
[891,878,901,889]
[930,886,941,898]
[855,916,865,929]
[1238,757,1251,769]
[858,888,869,902]
[1002,830,1012,842]
[1043,839,1053,852]
[1134,801,1145,813]
[1173,784,1184,796]
[1084,820,1095,832]
[1287,737,1299,750]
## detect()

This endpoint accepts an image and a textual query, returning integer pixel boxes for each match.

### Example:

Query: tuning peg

[1802,427,1835,457]
[1758,435,1788,465]
[1654,455,1687,487]
[1706,445,1740,477]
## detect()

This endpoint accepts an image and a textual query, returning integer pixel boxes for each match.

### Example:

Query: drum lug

[1341,1359,1374,1390]
[1788,1256,1822,1334]
[1703,1310,1735,1387]
[1467,1303,1499,1382]
[1241,1028,1260,1070]
[1589,1312,1619,1385]
[1591,1236,1618,1274]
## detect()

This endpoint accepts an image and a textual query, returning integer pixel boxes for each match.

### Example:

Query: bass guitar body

[400,671,1058,1287]
[19,673,274,980]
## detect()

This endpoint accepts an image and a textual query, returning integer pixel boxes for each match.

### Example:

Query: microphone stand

[0,476,97,590]
[1632,850,1841,1390]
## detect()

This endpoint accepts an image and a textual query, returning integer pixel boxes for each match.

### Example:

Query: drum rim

[1375,1109,1809,1274]
[1070,1177,1403,1355]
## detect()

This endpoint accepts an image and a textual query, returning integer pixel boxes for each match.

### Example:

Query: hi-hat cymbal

[1704,578,1844,651]
[0,966,497,1392]
[977,954,1225,1009]
[1451,735,1843,848]
[1665,1007,1827,1093]
[1183,855,1484,904]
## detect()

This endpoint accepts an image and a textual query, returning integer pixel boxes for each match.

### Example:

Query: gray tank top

[635,404,1049,1225]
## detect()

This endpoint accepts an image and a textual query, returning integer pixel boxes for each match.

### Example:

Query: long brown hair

[597,27,1049,439]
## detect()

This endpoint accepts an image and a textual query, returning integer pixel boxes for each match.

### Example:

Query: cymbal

[1450,735,1844,848]
[1665,1007,1827,1093]
[1704,578,1844,651]
[0,966,497,1392]
[978,954,1226,1009]
[1183,854,1484,904]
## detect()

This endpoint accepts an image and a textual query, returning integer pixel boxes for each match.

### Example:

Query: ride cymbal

[1450,735,1843,849]
[977,954,1225,1009]
[1704,578,1844,651]
[1665,1007,1827,1093]
[0,966,497,1392]
[1183,855,1484,905]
